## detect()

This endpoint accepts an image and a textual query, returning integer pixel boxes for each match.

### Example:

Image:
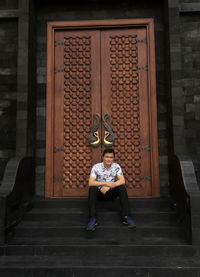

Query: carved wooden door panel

[101,29,152,197]
[52,30,101,197]
[46,20,159,198]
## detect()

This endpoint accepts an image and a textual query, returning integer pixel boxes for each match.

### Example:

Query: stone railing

[0,156,35,244]
[171,154,200,245]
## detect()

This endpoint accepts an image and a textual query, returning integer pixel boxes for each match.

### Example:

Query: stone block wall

[0,1,18,184]
[179,1,200,186]
[35,0,170,196]
[1,0,199,196]
[0,0,18,9]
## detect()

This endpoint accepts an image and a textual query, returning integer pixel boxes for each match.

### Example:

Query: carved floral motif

[109,35,142,189]
[63,36,92,189]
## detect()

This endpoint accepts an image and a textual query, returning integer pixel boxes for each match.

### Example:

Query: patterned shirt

[90,162,123,183]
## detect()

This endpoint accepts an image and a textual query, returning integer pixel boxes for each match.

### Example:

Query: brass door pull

[102,113,114,147]
[88,113,101,147]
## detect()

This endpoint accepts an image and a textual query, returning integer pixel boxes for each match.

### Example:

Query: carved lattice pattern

[109,35,142,189]
[63,36,92,189]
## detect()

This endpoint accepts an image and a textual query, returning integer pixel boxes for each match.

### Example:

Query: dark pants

[88,185,130,218]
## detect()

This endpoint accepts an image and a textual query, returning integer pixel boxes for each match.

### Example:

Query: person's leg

[88,186,99,218]
[113,185,129,217]
[107,185,136,228]
[87,186,100,231]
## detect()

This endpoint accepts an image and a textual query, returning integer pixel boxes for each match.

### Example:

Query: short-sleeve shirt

[90,162,123,182]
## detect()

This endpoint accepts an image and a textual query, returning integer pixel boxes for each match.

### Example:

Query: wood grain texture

[45,23,55,197]
[46,19,159,198]
[101,28,151,197]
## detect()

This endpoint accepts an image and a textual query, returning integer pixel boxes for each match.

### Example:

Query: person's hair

[102,148,115,157]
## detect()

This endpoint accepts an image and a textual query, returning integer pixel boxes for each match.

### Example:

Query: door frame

[46,18,159,198]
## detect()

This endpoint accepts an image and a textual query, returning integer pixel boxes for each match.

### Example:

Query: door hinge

[54,147,64,153]
[140,145,150,151]
[54,41,64,47]
[138,65,148,71]
[54,69,64,74]
[141,176,152,181]
[53,176,64,182]
[137,38,147,44]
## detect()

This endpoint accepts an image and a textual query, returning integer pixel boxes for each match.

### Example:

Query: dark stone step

[0,267,200,277]
[23,209,176,217]
[25,206,173,215]
[0,255,200,268]
[9,238,187,246]
[19,212,179,228]
[33,197,173,210]
[0,245,198,257]
[13,225,184,238]
[10,226,186,245]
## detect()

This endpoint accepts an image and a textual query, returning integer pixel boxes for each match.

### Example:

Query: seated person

[87,148,136,231]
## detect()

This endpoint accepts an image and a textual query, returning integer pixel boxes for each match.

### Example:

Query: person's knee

[89,186,98,193]
[118,184,126,192]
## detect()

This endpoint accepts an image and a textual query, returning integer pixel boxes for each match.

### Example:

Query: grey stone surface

[0,19,18,184]
[0,9,18,18]
[1,0,199,196]
[180,3,200,12]
[16,0,36,157]
[168,0,179,9]
[180,11,200,186]
[0,0,18,9]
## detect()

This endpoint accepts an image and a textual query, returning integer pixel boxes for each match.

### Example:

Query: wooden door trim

[47,18,154,30]
[46,23,55,197]
[146,21,160,197]
[46,18,160,198]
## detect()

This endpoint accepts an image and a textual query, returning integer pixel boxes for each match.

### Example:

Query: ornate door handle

[102,113,114,147]
[88,113,101,147]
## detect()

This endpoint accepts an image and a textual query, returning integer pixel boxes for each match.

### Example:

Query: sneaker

[86,217,97,231]
[122,216,136,228]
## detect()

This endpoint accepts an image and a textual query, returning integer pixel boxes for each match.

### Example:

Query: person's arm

[114,174,125,187]
[106,174,125,188]
[88,176,110,187]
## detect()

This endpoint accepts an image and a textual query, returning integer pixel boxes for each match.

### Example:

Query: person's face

[103,153,114,167]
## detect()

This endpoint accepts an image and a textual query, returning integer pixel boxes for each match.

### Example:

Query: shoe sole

[128,224,136,229]
[86,223,98,231]
[122,222,136,229]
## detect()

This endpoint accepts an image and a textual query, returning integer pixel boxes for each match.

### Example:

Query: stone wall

[0,0,198,197]
[0,11,18,184]
[0,0,18,9]
[35,0,170,196]
[2,0,198,196]
[180,5,200,186]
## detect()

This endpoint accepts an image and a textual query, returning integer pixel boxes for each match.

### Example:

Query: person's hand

[100,182,115,195]
[106,182,115,188]
[100,186,110,195]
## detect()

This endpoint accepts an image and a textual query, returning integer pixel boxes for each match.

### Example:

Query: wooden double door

[46,19,160,198]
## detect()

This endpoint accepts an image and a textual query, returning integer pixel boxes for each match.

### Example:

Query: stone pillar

[16,0,36,156]
[164,0,186,155]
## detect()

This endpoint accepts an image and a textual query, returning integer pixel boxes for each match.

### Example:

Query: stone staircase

[0,197,200,276]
